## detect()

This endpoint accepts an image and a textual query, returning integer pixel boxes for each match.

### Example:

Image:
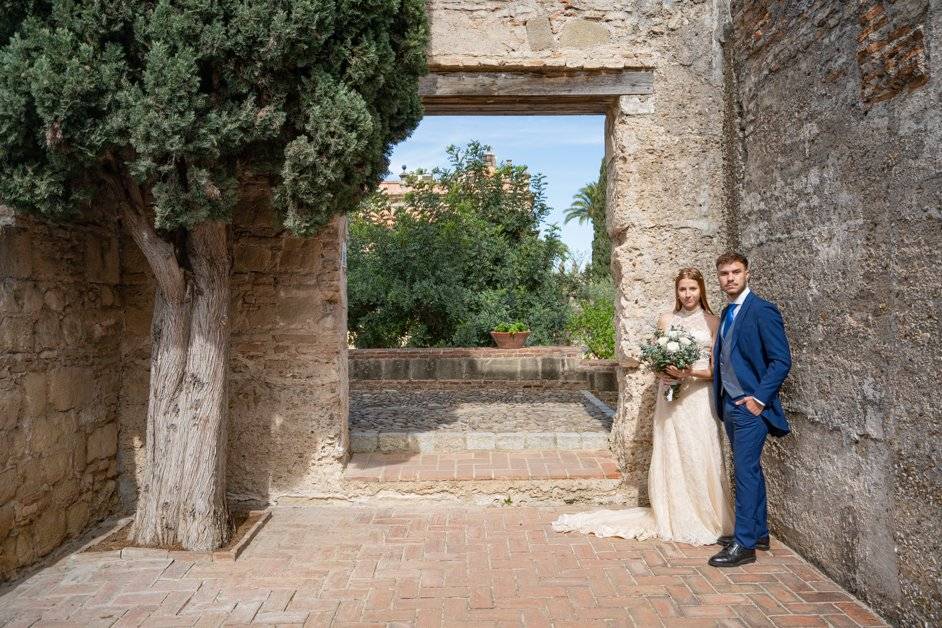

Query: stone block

[42,449,72,484]
[526,16,554,51]
[524,433,556,449]
[0,316,34,352]
[517,358,542,380]
[559,19,610,49]
[66,501,89,536]
[21,372,47,418]
[0,467,17,503]
[435,359,466,380]
[0,385,23,432]
[350,359,381,380]
[0,502,13,537]
[378,432,410,453]
[411,432,440,453]
[581,432,611,450]
[408,359,435,380]
[48,367,94,412]
[433,432,466,452]
[619,95,655,115]
[495,433,527,450]
[349,431,378,453]
[467,432,496,450]
[32,508,66,555]
[539,357,561,380]
[86,423,118,461]
[381,359,409,380]
[557,433,583,450]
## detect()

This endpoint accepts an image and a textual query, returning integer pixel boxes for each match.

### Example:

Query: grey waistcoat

[719,310,745,400]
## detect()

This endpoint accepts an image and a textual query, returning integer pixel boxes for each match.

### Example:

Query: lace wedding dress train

[553,307,734,545]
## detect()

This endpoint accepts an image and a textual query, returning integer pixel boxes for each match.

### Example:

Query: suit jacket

[712,291,792,437]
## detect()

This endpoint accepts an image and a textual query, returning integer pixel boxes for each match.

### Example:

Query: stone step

[350,429,611,453]
[340,450,630,506]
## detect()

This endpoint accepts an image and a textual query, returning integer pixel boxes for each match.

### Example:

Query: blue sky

[386,115,605,264]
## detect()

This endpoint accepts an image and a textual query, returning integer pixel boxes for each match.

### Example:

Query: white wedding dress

[553,307,734,545]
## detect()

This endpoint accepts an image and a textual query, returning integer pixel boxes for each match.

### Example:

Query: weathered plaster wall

[0,208,121,581]
[427,0,734,502]
[118,188,349,508]
[730,1,940,625]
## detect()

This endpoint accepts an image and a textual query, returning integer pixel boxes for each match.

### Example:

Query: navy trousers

[723,395,770,549]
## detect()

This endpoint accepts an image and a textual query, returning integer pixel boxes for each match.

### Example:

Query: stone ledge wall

[730,1,940,625]
[118,189,349,507]
[0,208,121,581]
[350,347,618,394]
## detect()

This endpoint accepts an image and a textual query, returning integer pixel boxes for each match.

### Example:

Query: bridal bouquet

[639,325,702,401]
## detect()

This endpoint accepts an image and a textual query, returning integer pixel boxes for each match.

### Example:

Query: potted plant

[490,322,530,349]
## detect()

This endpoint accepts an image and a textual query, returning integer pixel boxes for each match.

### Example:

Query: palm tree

[564,180,603,225]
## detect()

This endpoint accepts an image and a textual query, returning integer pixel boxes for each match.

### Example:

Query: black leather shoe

[716,535,770,551]
[708,542,756,567]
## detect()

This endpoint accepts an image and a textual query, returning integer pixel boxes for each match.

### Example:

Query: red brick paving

[0,505,888,627]
[344,450,622,481]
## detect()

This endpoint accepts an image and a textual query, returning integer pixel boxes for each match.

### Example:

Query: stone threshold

[343,450,621,482]
[350,430,611,453]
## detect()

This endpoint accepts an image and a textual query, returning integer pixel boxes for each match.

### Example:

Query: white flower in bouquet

[638,324,702,402]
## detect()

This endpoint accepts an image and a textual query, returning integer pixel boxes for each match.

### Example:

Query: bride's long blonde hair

[674,267,714,315]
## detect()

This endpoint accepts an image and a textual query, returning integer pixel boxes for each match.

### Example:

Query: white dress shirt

[725,287,764,407]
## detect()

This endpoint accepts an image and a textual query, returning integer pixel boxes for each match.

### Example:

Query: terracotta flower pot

[490,331,530,349]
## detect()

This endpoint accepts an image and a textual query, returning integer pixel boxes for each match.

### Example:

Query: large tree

[0,1,427,549]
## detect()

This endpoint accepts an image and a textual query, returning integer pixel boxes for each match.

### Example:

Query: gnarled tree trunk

[122,206,232,550]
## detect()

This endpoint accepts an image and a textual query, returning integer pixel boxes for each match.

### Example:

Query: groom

[709,252,792,568]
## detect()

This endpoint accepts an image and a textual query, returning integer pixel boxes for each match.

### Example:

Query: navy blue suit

[713,291,791,549]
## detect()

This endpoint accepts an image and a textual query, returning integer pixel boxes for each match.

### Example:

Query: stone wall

[730,1,940,625]
[427,0,735,500]
[0,208,122,580]
[118,187,349,508]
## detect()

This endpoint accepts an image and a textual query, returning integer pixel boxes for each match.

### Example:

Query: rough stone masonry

[730,1,940,625]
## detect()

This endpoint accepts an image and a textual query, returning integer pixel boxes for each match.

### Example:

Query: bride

[554,268,734,545]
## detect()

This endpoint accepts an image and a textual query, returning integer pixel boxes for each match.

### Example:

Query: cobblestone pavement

[0,505,888,627]
[345,451,621,481]
[350,389,613,434]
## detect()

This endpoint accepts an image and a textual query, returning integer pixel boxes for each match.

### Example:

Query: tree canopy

[348,142,571,348]
[0,0,428,235]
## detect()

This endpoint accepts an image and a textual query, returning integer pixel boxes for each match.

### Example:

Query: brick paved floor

[344,450,622,481]
[0,505,887,627]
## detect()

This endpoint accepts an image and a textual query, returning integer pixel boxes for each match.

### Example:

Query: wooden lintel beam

[419,69,652,116]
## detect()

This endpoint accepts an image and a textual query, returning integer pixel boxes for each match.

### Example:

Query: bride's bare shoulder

[656,311,673,330]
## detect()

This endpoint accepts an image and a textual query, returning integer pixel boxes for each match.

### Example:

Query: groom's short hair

[716,252,749,268]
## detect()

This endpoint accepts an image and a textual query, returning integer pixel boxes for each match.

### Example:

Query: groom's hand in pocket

[735,396,764,416]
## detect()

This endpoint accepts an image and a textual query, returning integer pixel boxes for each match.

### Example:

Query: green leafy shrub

[567,278,616,359]
[493,322,528,333]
